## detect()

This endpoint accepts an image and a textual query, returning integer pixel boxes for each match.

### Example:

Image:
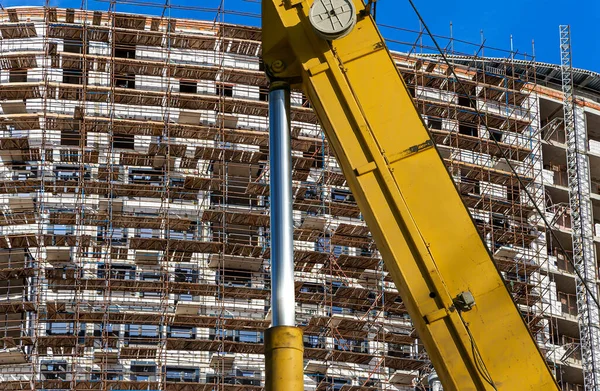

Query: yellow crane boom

[261,0,560,390]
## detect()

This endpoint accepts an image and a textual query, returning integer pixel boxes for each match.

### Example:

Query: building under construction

[0,5,598,391]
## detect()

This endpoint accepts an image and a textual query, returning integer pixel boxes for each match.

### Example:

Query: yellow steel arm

[262,1,559,390]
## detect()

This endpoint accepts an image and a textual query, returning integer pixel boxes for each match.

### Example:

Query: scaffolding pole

[559,24,600,391]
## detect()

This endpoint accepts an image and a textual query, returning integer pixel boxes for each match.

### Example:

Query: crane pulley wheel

[308,0,357,40]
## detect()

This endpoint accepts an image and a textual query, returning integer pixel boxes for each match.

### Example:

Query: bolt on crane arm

[262,0,560,390]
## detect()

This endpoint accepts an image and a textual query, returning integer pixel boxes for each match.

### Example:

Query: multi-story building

[0,5,597,391]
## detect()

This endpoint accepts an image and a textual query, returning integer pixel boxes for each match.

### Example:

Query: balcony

[548,249,575,275]
[543,164,569,188]
[557,292,578,319]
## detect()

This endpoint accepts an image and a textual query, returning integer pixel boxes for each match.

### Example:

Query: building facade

[0,6,597,391]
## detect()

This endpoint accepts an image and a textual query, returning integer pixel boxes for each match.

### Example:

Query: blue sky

[5,0,598,73]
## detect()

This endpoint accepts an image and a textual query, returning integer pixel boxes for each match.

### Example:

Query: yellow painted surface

[262,1,560,390]
[264,326,304,391]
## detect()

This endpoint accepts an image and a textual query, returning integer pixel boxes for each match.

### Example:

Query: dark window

[93,323,119,338]
[331,188,353,202]
[63,68,82,84]
[41,361,67,380]
[126,324,159,338]
[332,305,349,315]
[12,163,38,181]
[9,68,26,83]
[473,217,485,227]
[299,283,324,294]
[237,369,261,386]
[97,264,135,280]
[178,293,193,301]
[170,177,185,187]
[210,189,257,207]
[52,224,74,236]
[316,237,330,252]
[492,214,509,229]
[210,328,234,341]
[460,173,480,195]
[407,85,416,98]
[168,229,187,240]
[166,367,199,383]
[174,268,199,283]
[333,245,343,257]
[168,326,195,339]
[61,120,83,146]
[303,335,325,349]
[229,226,257,246]
[141,272,162,297]
[238,330,262,343]
[217,269,251,287]
[61,130,82,146]
[458,123,478,137]
[97,227,128,245]
[428,117,442,130]
[506,271,527,283]
[507,185,520,202]
[259,86,269,102]
[137,228,154,239]
[209,329,262,343]
[47,322,75,335]
[130,362,156,381]
[141,272,161,281]
[64,39,84,54]
[179,80,197,94]
[113,133,134,149]
[216,83,233,97]
[91,370,122,381]
[334,338,368,353]
[489,129,503,142]
[115,73,135,89]
[55,165,88,180]
[388,343,413,358]
[115,46,135,59]
[129,169,163,185]
[458,95,475,107]
[211,222,257,246]
[304,188,320,200]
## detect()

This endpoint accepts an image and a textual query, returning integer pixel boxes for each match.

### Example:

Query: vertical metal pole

[560,25,600,391]
[265,81,303,391]
[268,81,295,327]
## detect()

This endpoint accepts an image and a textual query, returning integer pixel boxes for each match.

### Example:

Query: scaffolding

[0,3,590,391]
[395,41,547,331]
[559,24,600,391]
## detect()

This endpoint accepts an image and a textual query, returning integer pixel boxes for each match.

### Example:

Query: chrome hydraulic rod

[264,81,303,391]
[268,81,295,328]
